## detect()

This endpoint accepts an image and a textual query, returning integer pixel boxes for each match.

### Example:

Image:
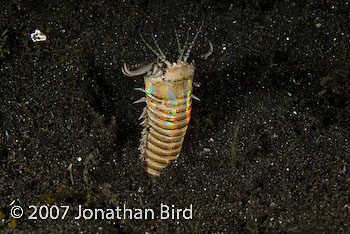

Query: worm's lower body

[140,90,192,177]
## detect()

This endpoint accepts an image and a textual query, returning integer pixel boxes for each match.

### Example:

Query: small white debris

[193,82,201,88]
[341,162,347,174]
[30,29,47,42]
[203,148,210,153]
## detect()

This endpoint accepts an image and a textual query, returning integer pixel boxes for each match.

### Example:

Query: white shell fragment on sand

[30,29,47,42]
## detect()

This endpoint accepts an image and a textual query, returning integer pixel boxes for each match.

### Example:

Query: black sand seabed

[0,1,349,233]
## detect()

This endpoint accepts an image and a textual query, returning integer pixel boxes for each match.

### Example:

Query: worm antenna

[139,30,171,67]
[177,29,190,63]
[183,19,204,62]
[174,25,182,55]
[152,35,171,66]
[200,41,213,59]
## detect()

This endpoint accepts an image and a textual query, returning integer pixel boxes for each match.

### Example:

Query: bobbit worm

[122,22,212,177]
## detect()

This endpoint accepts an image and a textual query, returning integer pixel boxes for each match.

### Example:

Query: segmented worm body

[122,23,210,177]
